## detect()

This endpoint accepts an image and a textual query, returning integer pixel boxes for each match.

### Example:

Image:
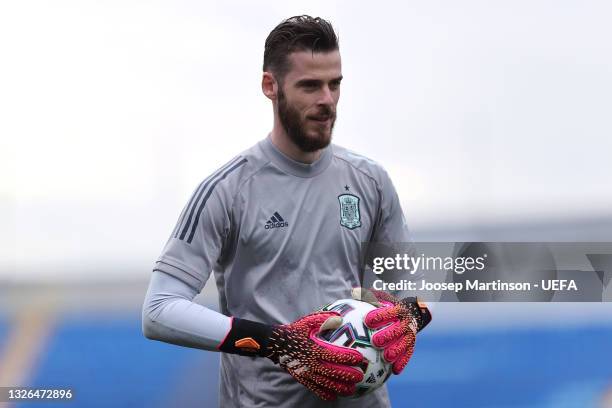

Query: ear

[261,72,277,101]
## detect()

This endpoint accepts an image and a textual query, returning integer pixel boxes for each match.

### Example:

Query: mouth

[308,115,333,123]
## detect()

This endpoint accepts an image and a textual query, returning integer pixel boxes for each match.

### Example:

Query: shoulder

[194,140,271,202]
[331,144,392,187]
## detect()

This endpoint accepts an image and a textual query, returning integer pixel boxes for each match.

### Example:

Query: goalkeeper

[142,15,431,407]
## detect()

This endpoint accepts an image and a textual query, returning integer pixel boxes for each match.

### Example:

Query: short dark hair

[263,15,339,81]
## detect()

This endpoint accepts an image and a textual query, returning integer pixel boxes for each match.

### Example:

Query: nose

[318,85,335,106]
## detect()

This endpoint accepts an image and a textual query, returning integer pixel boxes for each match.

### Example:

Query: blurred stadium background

[2,1,612,407]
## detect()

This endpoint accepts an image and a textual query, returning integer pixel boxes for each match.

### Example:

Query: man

[142,15,430,407]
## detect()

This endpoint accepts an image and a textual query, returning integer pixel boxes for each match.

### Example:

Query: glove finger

[299,376,338,401]
[369,289,400,304]
[382,334,415,364]
[315,341,363,366]
[301,311,342,330]
[351,287,381,307]
[371,320,406,348]
[307,372,356,397]
[339,384,357,397]
[315,361,364,383]
[364,305,399,329]
[392,349,414,375]
[310,332,363,366]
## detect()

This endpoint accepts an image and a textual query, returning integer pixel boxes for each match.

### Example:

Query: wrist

[218,317,274,357]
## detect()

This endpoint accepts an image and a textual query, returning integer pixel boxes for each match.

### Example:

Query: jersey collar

[259,135,333,178]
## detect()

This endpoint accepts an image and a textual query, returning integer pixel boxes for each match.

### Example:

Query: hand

[266,311,364,401]
[352,288,431,375]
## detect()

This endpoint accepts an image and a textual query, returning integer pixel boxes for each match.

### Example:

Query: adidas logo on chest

[264,211,288,229]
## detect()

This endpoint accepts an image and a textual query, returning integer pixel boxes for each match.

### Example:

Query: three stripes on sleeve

[172,156,247,244]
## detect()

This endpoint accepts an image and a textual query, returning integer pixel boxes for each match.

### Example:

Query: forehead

[284,50,342,82]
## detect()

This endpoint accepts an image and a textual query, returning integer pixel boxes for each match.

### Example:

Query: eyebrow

[295,76,343,87]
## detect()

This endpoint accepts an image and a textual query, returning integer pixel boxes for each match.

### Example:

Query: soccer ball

[318,298,392,397]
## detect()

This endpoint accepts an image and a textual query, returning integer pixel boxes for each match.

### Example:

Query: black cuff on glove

[218,318,273,357]
[404,297,432,332]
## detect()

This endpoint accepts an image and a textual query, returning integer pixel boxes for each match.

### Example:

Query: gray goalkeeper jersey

[154,136,412,408]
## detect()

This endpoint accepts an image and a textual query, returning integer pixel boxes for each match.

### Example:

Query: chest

[235,174,379,260]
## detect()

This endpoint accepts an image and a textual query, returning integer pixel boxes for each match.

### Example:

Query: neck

[270,117,321,164]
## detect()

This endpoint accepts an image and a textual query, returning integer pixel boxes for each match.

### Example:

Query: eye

[301,82,318,91]
[329,81,341,91]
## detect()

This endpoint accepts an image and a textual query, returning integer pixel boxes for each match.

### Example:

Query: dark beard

[277,87,335,153]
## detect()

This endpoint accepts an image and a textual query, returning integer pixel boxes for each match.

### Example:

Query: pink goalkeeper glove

[352,288,432,374]
[219,311,364,401]
[267,311,364,400]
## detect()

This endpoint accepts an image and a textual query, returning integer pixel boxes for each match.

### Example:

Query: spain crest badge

[338,194,361,229]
